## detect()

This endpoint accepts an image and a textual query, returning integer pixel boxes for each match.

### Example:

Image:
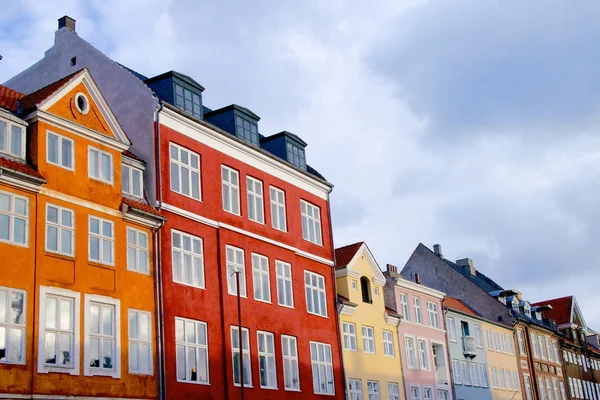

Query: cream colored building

[482,321,524,400]
[336,242,406,400]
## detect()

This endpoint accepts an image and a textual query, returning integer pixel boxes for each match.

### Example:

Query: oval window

[74,92,89,115]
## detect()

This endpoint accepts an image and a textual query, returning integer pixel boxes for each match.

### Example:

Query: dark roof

[122,197,163,218]
[307,165,326,181]
[204,104,260,121]
[444,297,480,317]
[385,306,401,319]
[0,155,45,181]
[144,70,205,92]
[335,242,364,269]
[261,131,307,147]
[532,296,572,326]
[433,251,504,293]
[0,85,25,112]
[20,69,83,112]
[117,63,149,81]
[337,294,358,307]
[123,150,145,164]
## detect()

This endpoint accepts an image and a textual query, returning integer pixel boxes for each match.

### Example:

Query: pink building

[384,265,453,400]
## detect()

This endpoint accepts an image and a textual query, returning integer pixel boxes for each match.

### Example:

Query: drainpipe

[153,101,166,400]
[326,190,347,398]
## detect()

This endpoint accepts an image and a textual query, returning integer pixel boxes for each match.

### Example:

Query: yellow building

[482,321,524,400]
[335,242,406,400]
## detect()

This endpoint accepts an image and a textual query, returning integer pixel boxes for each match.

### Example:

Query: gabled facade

[0,69,163,398]
[335,242,405,400]
[401,243,566,400]
[384,265,453,400]
[443,297,494,400]
[534,296,600,399]
[6,16,343,399]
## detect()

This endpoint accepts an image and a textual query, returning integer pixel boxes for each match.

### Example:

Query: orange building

[0,69,164,398]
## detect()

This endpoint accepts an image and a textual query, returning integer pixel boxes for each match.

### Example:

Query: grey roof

[440,256,504,294]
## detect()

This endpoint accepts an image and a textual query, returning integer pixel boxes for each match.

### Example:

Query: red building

[150,76,343,398]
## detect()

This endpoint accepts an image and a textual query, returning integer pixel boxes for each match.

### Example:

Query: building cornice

[394,278,446,299]
[0,169,45,193]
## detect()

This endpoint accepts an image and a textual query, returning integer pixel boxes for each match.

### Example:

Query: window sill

[0,238,28,248]
[260,386,279,390]
[129,370,154,376]
[176,379,210,385]
[45,252,75,262]
[89,176,114,186]
[84,369,120,379]
[0,360,26,366]
[233,384,254,388]
[126,268,151,276]
[284,388,301,392]
[39,366,79,375]
[173,280,206,290]
[307,311,328,319]
[88,261,115,269]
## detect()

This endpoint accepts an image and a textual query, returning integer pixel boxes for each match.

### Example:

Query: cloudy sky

[2,1,600,327]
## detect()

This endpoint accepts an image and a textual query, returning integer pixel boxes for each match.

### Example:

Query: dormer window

[524,305,531,317]
[122,164,143,198]
[0,118,25,159]
[235,116,259,147]
[286,142,306,170]
[175,83,202,119]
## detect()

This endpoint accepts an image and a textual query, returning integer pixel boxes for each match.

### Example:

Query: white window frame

[0,190,29,247]
[367,380,380,400]
[304,271,327,317]
[127,227,149,275]
[505,369,512,390]
[531,333,539,358]
[226,245,246,297]
[447,317,456,342]
[362,326,375,354]
[122,164,144,198]
[300,199,322,245]
[310,341,334,395]
[470,362,480,387]
[400,293,410,321]
[405,336,417,369]
[88,216,114,266]
[169,143,201,201]
[518,330,526,355]
[493,331,500,352]
[38,286,80,375]
[0,118,25,159]
[257,330,277,389]
[46,131,74,170]
[88,146,114,184]
[451,359,461,384]
[413,296,422,324]
[426,302,440,328]
[499,367,506,389]
[246,176,265,224]
[231,326,252,387]
[171,230,205,288]
[128,309,153,375]
[275,260,294,308]
[382,330,394,357]
[507,334,515,355]
[222,165,240,215]
[0,286,26,365]
[418,339,429,370]
[269,186,287,232]
[422,386,433,400]
[410,385,420,400]
[388,382,400,400]
[486,329,492,350]
[479,364,489,388]
[343,322,357,351]
[281,335,300,391]
[525,375,533,400]
[45,203,75,257]
[437,389,449,400]
[349,378,362,400]
[474,325,483,348]
[491,367,498,388]
[83,294,120,378]
[460,360,471,385]
[252,253,271,303]
[500,333,507,353]
[176,317,209,384]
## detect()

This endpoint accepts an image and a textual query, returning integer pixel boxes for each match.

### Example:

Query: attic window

[235,116,259,147]
[0,118,25,159]
[174,83,201,119]
[71,57,76,66]
[286,142,306,170]
[74,92,89,115]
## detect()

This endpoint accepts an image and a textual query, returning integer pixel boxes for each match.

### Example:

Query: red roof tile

[532,296,572,325]
[335,242,364,269]
[0,85,25,112]
[0,155,44,180]
[123,150,145,163]
[122,197,163,218]
[20,69,84,112]
[443,296,479,317]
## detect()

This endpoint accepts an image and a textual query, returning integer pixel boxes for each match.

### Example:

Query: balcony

[462,336,477,358]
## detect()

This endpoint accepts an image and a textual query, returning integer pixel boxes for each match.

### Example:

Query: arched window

[360,277,372,304]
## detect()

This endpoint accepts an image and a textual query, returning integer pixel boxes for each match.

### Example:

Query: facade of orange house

[0,69,164,398]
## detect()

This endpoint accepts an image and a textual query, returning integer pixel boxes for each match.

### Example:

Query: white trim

[0,286,27,365]
[36,70,130,146]
[394,278,446,299]
[160,107,331,199]
[88,146,114,185]
[83,293,121,379]
[45,203,75,257]
[28,111,129,152]
[41,188,120,217]
[256,330,278,389]
[74,92,90,115]
[127,308,153,376]
[161,202,334,266]
[401,318,447,333]
[88,215,115,266]
[126,227,150,275]
[0,172,43,193]
[121,154,145,171]
[46,130,75,171]
[335,268,361,279]
[385,313,400,326]
[341,242,386,285]
[37,286,81,375]
[121,164,144,199]
[246,176,265,225]
[0,115,26,159]
[0,189,30,248]
[175,316,210,385]
[304,270,328,318]
[221,165,241,216]
[340,303,356,316]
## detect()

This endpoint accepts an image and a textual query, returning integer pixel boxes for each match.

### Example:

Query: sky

[2,0,600,327]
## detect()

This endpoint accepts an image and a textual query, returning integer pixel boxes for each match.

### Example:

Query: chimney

[386,264,400,278]
[456,258,476,276]
[58,16,76,33]
[415,274,421,284]
[433,244,443,259]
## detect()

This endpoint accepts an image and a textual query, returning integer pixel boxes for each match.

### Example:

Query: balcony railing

[462,336,477,358]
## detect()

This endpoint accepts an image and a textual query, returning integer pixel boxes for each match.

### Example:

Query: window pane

[132,169,141,196]
[140,313,150,341]
[47,226,58,251]
[101,153,112,180]
[129,342,139,371]
[11,125,23,156]
[47,134,58,163]
[61,139,72,168]
[122,166,130,192]
[0,121,6,151]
